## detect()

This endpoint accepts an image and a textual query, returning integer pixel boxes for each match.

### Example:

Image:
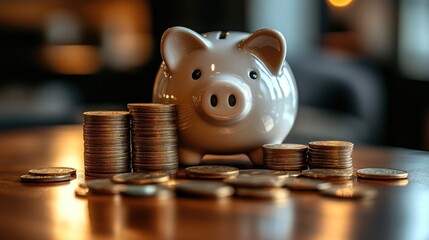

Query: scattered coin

[175,181,235,198]
[239,169,294,178]
[20,174,72,183]
[302,168,354,180]
[121,185,173,199]
[185,165,239,179]
[29,167,76,176]
[282,178,332,191]
[356,168,408,180]
[234,187,290,201]
[224,175,285,188]
[320,185,378,199]
[85,179,126,194]
[111,172,170,185]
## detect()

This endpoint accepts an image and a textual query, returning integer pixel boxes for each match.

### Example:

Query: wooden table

[0,125,428,240]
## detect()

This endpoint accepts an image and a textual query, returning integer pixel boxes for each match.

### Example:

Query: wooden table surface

[0,125,429,240]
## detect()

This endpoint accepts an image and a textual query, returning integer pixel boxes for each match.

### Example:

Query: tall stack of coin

[307,140,353,170]
[83,111,131,178]
[262,143,308,171]
[128,103,178,174]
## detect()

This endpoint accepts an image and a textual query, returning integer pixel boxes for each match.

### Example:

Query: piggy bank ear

[238,29,286,75]
[161,26,211,71]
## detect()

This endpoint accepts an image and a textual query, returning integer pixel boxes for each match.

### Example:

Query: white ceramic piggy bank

[153,26,298,166]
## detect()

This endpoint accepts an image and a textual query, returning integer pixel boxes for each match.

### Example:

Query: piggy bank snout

[197,79,252,123]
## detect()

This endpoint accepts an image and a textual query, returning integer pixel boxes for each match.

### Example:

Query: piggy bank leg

[247,148,264,166]
[179,148,203,166]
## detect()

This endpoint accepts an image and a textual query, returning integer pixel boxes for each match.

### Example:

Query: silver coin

[20,174,71,183]
[224,175,285,188]
[111,172,170,184]
[302,168,354,179]
[282,178,332,191]
[29,167,76,176]
[320,185,378,199]
[175,181,235,198]
[121,185,173,199]
[238,169,292,178]
[185,165,239,179]
[85,179,126,194]
[356,168,408,180]
[234,187,290,201]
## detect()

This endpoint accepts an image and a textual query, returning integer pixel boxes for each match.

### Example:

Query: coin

[263,143,308,171]
[262,143,308,151]
[175,181,235,198]
[111,172,170,185]
[185,165,239,179]
[302,168,354,179]
[238,169,292,178]
[308,140,354,150]
[282,178,332,191]
[224,175,285,188]
[29,167,76,176]
[128,103,178,174]
[320,185,378,199]
[121,185,173,199]
[83,111,130,118]
[20,174,72,183]
[85,179,126,194]
[234,187,290,201]
[356,168,408,180]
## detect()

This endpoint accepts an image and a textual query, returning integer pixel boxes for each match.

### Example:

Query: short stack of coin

[83,111,131,178]
[262,143,308,171]
[307,140,353,170]
[128,103,179,174]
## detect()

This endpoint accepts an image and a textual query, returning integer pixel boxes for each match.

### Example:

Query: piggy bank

[152,26,298,166]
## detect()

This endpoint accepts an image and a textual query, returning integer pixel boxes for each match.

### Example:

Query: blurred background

[1,0,429,151]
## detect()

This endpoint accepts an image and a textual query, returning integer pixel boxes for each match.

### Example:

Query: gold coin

[185,165,239,179]
[175,181,235,198]
[111,172,170,185]
[320,185,377,199]
[302,168,354,179]
[20,174,72,183]
[356,168,408,180]
[234,187,290,200]
[29,167,76,176]
[224,175,285,188]
[282,178,332,191]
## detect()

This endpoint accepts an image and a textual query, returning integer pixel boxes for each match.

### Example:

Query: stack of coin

[128,103,179,174]
[307,140,353,170]
[83,111,131,178]
[262,143,308,171]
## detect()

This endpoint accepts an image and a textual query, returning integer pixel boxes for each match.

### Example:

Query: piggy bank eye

[249,70,258,80]
[192,69,201,80]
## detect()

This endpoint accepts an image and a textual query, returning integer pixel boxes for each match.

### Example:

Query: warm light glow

[211,63,215,71]
[41,45,102,75]
[327,0,353,8]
